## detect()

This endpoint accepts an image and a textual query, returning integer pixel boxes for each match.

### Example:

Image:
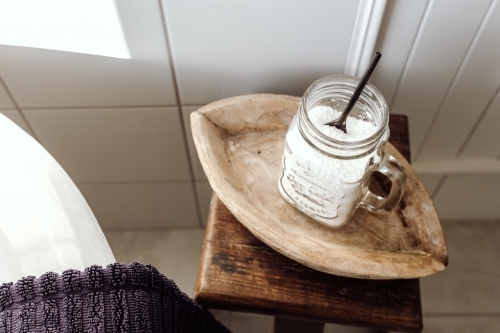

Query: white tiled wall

[1,0,500,231]
[0,110,34,136]
[162,0,359,105]
[372,0,500,220]
[385,0,492,153]
[371,0,429,107]
[0,1,176,108]
[79,182,199,229]
[24,107,190,182]
[0,81,15,108]
[0,0,362,229]
[418,174,445,198]
[433,174,500,220]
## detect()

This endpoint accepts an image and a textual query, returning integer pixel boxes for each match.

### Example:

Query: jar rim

[301,74,389,147]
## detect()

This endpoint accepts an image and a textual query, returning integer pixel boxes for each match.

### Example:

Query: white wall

[372,0,500,219]
[0,0,498,226]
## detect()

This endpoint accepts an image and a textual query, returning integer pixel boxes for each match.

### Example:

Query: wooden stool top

[194,115,423,332]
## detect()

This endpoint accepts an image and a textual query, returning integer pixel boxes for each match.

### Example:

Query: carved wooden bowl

[191,94,448,279]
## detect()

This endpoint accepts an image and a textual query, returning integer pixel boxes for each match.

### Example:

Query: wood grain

[191,94,447,279]
[195,109,426,332]
[196,194,423,332]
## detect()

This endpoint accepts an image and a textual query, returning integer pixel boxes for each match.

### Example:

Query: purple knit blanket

[0,262,231,333]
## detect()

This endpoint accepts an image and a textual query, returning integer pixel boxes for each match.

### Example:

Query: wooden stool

[194,115,422,333]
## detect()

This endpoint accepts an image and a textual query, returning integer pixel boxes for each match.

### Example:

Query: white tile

[103,228,205,297]
[421,220,500,314]
[417,173,444,197]
[195,181,212,226]
[182,106,207,180]
[432,174,500,219]
[0,1,176,107]
[371,0,428,107]
[0,80,15,108]
[460,90,500,160]
[421,317,500,333]
[163,0,359,105]
[417,3,500,161]
[0,110,34,137]
[78,182,199,229]
[24,107,190,182]
[388,0,492,157]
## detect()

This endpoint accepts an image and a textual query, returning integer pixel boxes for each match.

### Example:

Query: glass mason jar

[278,74,406,228]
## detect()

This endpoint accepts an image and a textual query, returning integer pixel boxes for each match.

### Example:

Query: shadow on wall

[174,64,343,104]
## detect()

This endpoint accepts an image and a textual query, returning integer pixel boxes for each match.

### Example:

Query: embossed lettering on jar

[278,74,406,228]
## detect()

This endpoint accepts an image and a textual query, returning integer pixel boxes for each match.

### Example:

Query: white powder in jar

[278,105,379,227]
[308,106,377,141]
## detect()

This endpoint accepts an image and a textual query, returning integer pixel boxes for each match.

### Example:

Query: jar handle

[359,154,406,214]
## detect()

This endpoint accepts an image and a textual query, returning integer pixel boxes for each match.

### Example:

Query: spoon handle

[326,52,382,127]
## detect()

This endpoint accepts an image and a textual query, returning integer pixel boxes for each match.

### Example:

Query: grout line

[181,104,208,108]
[0,75,41,142]
[455,81,500,158]
[21,104,178,110]
[424,313,500,318]
[388,0,432,111]
[157,0,204,227]
[75,179,193,186]
[431,174,447,200]
[415,0,498,161]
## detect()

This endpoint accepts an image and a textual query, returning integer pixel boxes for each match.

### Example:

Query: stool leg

[274,317,325,333]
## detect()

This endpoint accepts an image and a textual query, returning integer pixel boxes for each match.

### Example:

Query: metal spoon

[325,52,382,133]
